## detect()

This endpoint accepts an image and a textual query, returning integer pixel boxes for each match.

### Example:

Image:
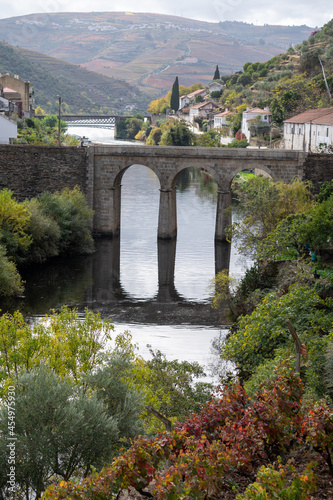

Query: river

[3,127,252,383]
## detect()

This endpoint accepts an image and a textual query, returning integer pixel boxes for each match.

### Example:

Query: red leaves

[302,403,333,475]
[44,369,333,499]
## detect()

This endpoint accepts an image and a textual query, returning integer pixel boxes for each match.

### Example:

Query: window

[327,128,329,137]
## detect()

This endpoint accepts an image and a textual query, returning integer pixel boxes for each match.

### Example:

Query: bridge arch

[88,145,307,241]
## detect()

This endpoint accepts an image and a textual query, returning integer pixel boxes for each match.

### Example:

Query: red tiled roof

[243,107,271,115]
[187,88,206,98]
[214,110,233,117]
[2,87,19,93]
[284,108,333,124]
[190,101,217,109]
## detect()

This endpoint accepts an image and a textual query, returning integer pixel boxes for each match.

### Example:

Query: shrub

[237,462,316,500]
[22,199,61,264]
[0,244,23,296]
[38,187,94,255]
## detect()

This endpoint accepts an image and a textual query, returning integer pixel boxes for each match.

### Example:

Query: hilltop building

[284,108,333,151]
[179,88,207,110]
[189,101,218,122]
[213,110,233,129]
[241,107,272,142]
[0,74,34,118]
[208,81,223,94]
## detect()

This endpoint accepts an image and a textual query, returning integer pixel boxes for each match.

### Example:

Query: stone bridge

[87,146,308,241]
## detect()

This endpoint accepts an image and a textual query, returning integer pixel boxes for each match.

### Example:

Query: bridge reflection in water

[86,237,231,307]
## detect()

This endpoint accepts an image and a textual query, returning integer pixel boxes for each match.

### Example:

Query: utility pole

[57,95,62,147]
[318,57,332,101]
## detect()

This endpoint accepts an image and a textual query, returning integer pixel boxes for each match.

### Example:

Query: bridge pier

[158,188,177,240]
[93,184,121,238]
[215,189,232,242]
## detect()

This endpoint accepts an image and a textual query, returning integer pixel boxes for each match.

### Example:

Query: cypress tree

[213,65,220,80]
[170,76,180,113]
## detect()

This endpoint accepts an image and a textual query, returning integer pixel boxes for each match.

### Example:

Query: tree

[0,189,32,261]
[0,243,23,296]
[37,187,94,256]
[213,65,220,80]
[226,177,312,254]
[160,120,195,146]
[170,76,180,113]
[0,307,114,392]
[0,367,118,499]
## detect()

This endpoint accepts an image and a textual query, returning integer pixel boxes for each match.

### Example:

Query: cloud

[1,0,332,28]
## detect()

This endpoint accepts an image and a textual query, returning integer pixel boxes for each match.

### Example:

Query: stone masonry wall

[303,153,333,193]
[0,145,88,201]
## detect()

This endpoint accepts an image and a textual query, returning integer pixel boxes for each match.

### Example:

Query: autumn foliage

[44,365,333,499]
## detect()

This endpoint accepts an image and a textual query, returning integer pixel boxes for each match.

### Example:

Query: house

[213,110,233,128]
[0,114,17,144]
[208,81,223,94]
[179,88,207,110]
[0,74,34,117]
[284,108,333,151]
[241,107,272,141]
[189,101,218,122]
[179,95,190,109]
[187,88,207,102]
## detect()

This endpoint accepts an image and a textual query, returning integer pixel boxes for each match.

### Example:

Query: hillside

[0,12,314,96]
[213,18,333,125]
[0,42,149,114]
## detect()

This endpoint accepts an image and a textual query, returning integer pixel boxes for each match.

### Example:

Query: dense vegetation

[0,187,94,296]
[0,308,213,499]
[215,19,333,129]
[14,115,79,145]
[0,177,329,499]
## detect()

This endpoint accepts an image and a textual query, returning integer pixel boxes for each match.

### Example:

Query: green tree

[160,120,195,146]
[0,189,32,261]
[0,244,23,296]
[213,64,220,80]
[38,187,94,256]
[85,354,144,447]
[226,177,312,254]
[125,117,143,139]
[144,348,213,421]
[170,76,180,113]
[222,284,333,385]
[146,126,162,145]
[259,193,333,260]
[22,198,61,264]
[0,367,118,499]
[196,129,222,147]
[0,307,114,391]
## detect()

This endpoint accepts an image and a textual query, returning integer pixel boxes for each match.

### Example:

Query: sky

[0,0,333,28]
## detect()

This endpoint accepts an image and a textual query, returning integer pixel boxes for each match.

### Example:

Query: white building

[0,114,17,144]
[179,88,207,110]
[179,95,190,109]
[213,110,233,128]
[241,107,272,141]
[187,88,206,102]
[208,81,223,94]
[284,108,333,151]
